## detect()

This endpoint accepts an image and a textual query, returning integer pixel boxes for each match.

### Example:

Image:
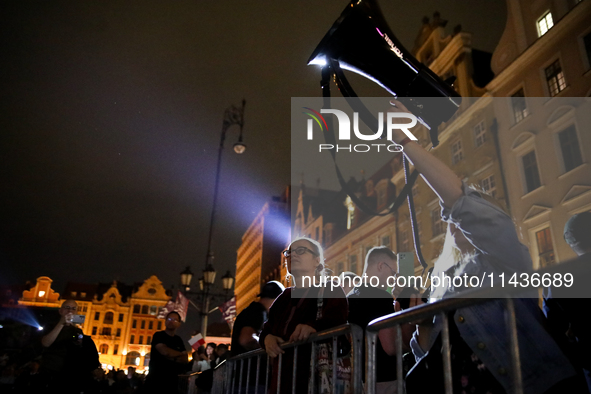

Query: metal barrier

[180,255,589,394]
[365,255,590,394]
[221,323,363,394]
[178,370,200,394]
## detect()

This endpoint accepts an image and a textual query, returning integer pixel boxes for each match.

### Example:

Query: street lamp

[179,266,235,338]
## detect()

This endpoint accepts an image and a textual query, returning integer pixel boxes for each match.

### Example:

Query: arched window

[103,312,114,324]
[141,305,149,315]
[99,344,109,355]
[125,351,141,366]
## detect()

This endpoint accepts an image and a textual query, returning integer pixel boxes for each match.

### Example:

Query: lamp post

[180,266,235,337]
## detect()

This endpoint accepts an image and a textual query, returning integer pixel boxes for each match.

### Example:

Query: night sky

[0,1,506,299]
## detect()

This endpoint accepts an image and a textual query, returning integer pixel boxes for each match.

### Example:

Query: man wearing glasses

[40,299,100,393]
[145,311,189,393]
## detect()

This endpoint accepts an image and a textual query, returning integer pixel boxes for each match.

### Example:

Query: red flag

[188,333,206,351]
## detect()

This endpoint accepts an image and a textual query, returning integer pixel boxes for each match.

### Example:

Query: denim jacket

[410,185,575,394]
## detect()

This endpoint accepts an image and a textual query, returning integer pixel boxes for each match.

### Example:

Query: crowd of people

[228,100,591,394]
[2,98,590,394]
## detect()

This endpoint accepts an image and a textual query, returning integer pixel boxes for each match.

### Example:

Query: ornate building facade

[17,275,171,372]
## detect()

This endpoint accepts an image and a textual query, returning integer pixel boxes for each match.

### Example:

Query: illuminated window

[80,292,86,298]
[481,175,497,198]
[545,60,566,96]
[99,344,109,355]
[38,291,45,297]
[536,228,555,267]
[451,140,464,165]
[522,151,541,193]
[511,89,528,123]
[113,345,119,355]
[126,351,140,366]
[537,12,553,37]
[473,121,486,148]
[150,305,158,315]
[558,125,583,172]
[345,196,356,230]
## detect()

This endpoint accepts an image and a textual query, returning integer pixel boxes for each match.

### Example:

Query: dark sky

[0,1,506,299]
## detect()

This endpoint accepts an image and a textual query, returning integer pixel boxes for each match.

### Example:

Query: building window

[139,336,144,345]
[473,121,486,148]
[336,262,344,275]
[345,196,355,230]
[149,321,153,330]
[511,89,528,123]
[481,175,497,198]
[538,11,554,37]
[147,336,152,345]
[537,11,553,37]
[133,305,140,314]
[451,139,464,165]
[113,345,119,355]
[92,327,97,335]
[431,206,445,237]
[116,328,121,337]
[80,292,86,298]
[94,312,100,321]
[522,151,542,193]
[157,321,162,330]
[536,228,555,267]
[141,320,146,330]
[118,313,124,322]
[349,255,358,275]
[141,305,149,315]
[545,60,566,96]
[558,125,583,172]
[82,305,87,312]
[102,327,111,336]
[150,305,158,316]
[130,335,135,344]
[376,185,387,208]
[71,291,77,298]
[126,351,140,366]
[103,312,114,325]
[99,344,109,355]
[132,320,137,329]
[400,228,410,252]
[381,235,391,248]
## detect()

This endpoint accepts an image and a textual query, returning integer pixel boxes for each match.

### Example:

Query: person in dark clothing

[543,211,591,393]
[348,246,413,394]
[260,237,348,394]
[145,311,189,393]
[40,299,101,394]
[231,281,284,356]
[231,281,284,393]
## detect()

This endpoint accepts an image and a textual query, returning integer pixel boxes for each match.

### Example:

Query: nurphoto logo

[302,107,418,153]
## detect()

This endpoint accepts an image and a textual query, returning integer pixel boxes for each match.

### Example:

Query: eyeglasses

[282,246,318,257]
[166,317,180,322]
